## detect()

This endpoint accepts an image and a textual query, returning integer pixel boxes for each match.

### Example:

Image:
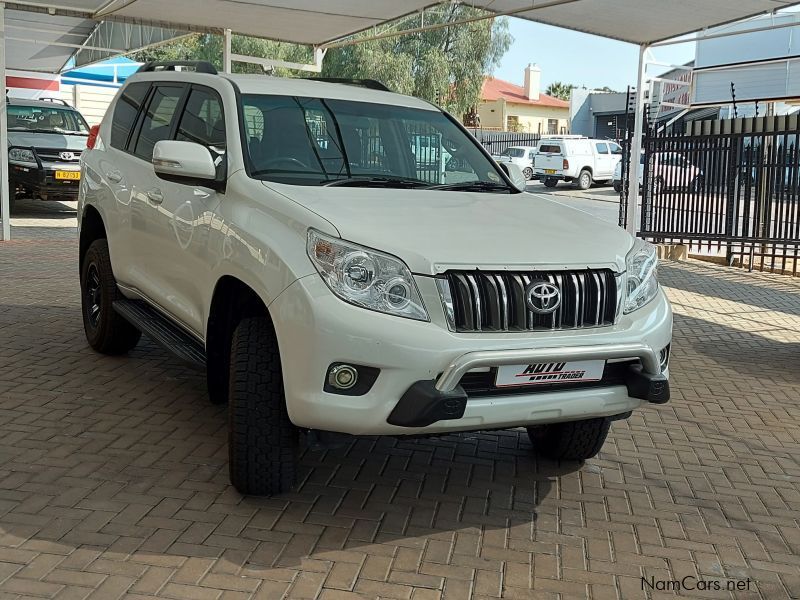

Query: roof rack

[41,97,70,106]
[303,77,391,92]
[137,61,218,74]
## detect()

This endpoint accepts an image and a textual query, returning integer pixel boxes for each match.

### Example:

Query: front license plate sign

[55,170,80,180]
[495,360,605,387]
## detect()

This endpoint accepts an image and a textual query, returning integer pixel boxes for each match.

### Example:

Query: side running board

[113,299,206,370]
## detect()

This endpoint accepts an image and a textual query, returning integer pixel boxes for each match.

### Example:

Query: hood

[7,131,87,151]
[265,182,633,275]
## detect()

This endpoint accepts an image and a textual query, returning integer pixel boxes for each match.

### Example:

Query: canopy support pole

[626,43,648,237]
[223,28,232,73]
[0,2,10,242]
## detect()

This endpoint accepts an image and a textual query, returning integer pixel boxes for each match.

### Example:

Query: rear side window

[176,88,225,148]
[595,143,609,154]
[110,82,149,150]
[539,144,562,153]
[133,85,184,161]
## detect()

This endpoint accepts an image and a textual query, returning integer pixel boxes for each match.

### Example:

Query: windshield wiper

[427,181,512,192]
[322,177,430,188]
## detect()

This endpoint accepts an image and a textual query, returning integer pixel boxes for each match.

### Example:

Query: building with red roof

[476,64,570,134]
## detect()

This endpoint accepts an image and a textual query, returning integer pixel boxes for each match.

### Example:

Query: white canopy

[6,0,800,65]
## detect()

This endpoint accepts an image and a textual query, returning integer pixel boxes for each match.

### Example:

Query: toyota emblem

[59,151,75,161]
[525,280,561,314]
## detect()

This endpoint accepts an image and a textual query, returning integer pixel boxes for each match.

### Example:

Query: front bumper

[10,162,80,201]
[269,274,673,436]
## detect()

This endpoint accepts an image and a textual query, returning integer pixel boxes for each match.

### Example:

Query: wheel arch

[205,275,274,404]
[79,204,107,271]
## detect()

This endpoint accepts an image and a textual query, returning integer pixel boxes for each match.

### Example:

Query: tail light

[563,159,569,170]
[87,124,100,150]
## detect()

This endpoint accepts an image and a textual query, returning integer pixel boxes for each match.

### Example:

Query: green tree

[131,7,512,116]
[545,81,576,101]
[321,6,512,116]
[131,34,312,77]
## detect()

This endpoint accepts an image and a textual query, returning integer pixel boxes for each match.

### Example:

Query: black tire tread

[527,417,611,461]
[576,169,592,190]
[228,316,296,496]
[81,239,141,355]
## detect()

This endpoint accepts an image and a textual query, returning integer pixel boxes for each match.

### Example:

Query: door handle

[146,189,164,204]
[106,170,123,183]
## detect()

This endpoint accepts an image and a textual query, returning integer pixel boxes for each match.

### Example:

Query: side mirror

[499,162,527,191]
[153,140,218,188]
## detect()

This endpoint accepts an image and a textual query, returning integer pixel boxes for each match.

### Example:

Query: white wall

[60,85,118,126]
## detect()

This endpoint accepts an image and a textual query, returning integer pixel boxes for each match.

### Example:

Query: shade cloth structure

[61,56,140,87]
[3,0,800,240]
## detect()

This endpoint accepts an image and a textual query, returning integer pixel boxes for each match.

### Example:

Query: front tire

[527,417,611,460]
[613,182,622,193]
[576,169,592,190]
[80,239,141,354]
[228,316,297,496]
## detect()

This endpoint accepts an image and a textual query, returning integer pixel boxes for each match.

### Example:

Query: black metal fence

[623,114,800,275]
[466,130,541,156]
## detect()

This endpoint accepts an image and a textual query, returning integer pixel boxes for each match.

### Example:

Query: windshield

[240,94,507,188]
[7,104,89,135]
[502,147,525,158]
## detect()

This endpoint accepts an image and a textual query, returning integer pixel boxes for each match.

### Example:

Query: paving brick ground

[0,207,799,599]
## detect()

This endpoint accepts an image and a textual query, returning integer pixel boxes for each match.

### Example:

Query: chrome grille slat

[443,268,617,333]
[494,274,509,331]
[465,274,482,331]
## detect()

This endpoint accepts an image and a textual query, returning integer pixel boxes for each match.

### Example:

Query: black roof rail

[303,77,391,92]
[137,61,218,74]
[41,97,70,106]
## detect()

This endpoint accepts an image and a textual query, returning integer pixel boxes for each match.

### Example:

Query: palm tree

[545,81,575,101]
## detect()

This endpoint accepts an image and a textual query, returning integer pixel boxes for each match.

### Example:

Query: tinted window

[176,88,225,148]
[539,144,562,153]
[111,82,149,150]
[528,150,536,159]
[241,94,506,187]
[504,148,525,158]
[609,143,622,155]
[133,85,184,161]
[595,143,609,154]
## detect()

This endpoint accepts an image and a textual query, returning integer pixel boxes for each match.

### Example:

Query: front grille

[443,269,618,332]
[35,148,82,163]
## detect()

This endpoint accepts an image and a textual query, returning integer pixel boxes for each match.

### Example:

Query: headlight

[9,148,36,163]
[307,229,429,321]
[624,238,659,314]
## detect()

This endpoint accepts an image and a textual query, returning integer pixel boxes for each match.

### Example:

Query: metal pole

[223,28,232,74]
[0,2,11,242]
[626,43,648,237]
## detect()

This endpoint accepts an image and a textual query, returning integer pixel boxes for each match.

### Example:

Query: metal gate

[621,114,800,275]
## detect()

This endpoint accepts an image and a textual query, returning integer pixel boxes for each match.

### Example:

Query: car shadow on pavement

[0,301,585,581]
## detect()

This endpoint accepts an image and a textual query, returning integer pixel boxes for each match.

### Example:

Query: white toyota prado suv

[78,62,672,496]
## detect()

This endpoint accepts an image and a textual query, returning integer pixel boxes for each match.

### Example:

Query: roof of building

[481,77,570,108]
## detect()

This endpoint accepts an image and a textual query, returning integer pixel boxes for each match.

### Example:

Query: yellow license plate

[55,170,80,180]
[545,169,557,174]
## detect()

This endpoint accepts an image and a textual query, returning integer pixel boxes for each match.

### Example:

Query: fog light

[659,345,671,371]
[329,364,358,390]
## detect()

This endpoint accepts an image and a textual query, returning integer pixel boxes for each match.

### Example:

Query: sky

[494,18,696,93]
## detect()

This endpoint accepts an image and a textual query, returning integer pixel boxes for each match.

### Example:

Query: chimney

[524,63,541,101]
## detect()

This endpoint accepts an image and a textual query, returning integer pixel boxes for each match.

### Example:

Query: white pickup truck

[535,136,623,190]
